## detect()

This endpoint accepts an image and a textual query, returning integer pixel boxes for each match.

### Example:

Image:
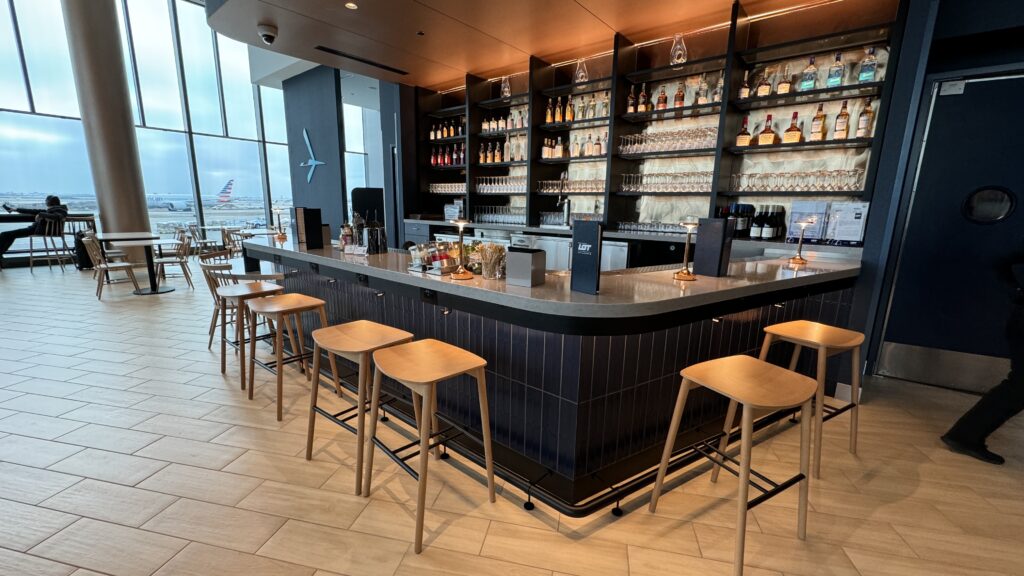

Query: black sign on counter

[693,218,735,277]
[570,220,603,295]
[291,207,324,249]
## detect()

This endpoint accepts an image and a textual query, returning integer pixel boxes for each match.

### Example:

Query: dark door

[879,74,1024,391]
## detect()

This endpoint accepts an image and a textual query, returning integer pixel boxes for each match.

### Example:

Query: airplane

[147,180,235,212]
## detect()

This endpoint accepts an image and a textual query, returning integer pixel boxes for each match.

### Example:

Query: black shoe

[940,434,1005,465]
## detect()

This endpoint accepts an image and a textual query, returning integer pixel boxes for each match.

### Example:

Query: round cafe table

[108,238,181,295]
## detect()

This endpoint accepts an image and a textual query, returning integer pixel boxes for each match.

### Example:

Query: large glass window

[216,35,257,139]
[176,0,222,135]
[113,0,141,125]
[260,86,287,143]
[12,0,78,117]
[194,135,265,228]
[126,0,184,130]
[266,143,292,229]
[136,128,196,236]
[0,1,29,111]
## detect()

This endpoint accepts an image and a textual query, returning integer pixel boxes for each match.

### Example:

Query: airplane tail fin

[217,180,234,203]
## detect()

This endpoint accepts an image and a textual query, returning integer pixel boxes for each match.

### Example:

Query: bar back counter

[244,237,857,516]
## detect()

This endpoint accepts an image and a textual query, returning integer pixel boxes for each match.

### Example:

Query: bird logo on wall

[299,128,325,183]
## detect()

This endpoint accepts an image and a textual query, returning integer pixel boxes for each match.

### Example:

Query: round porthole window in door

[962,186,1015,224]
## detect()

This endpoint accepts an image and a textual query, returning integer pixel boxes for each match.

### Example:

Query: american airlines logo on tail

[217,179,235,203]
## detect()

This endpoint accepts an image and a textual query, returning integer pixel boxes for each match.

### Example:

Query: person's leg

[0,226,35,256]
[943,305,1024,463]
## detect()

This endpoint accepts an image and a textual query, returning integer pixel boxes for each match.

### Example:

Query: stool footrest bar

[747,474,805,509]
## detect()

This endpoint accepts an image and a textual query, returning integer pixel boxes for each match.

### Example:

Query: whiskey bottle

[826,52,845,88]
[656,85,668,110]
[798,56,817,91]
[755,70,773,97]
[554,137,563,159]
[638,83,648,113]
[566,97,575,122]
[696,74,710,105]
[444,145,452,166]
[545,99,554,124]
[673,82,685,108]
[554,97,563,123]
[570,135,579,158]
[584,133,594,156]
[599,92,609,117]
[776,64,792,94]
[757,113,779,145]
[738,70,751,99]
[809,103,827,141]
[834,100,850,139]
[736,116,752,146]
[586,94,597,119]
[858,47,878,83]
[783,111,803,143]
[457,120,464,136]
[594,133,603,156]
[479,143,486,163]
[486,142,494,163]
[429,125,436,140]
[430,147,437,166]
[495,140,503,162]
[712,76,724,103]
[626,85,637,114]
[856,99,874,138]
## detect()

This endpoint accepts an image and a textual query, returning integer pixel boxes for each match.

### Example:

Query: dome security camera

[257,23,278,45]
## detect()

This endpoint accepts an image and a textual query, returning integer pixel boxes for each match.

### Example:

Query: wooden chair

[650,355,817,576]
[82,236,140,299]
[29,218,69,272]
[155,235,194,289]
[363,338,496,553]
[306,321,413,495]
[189,223,220,253]
[759,320,865,478]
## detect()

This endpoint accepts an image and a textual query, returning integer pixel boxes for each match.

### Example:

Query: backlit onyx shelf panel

[728,138,873,154]
[618,148,718,160]
[733,82,883,111]
[538,156,608,165]
[621,103,721,123]
[541,78,613,98]
[479,128,529,139]
[625,55,727,84]
[478,93,530,109]
[539,118,611,132]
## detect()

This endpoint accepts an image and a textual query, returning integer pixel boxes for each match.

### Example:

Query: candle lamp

[789,216,816,265]
[450,219,474,280]
[673,216,700,281]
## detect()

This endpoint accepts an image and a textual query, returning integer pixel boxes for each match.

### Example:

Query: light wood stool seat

[305,320,413,497]
[651,355,816,576]
[246,294,328,420]
[363,338,495,554]
[761,319,864,478]
[215,281,284,393]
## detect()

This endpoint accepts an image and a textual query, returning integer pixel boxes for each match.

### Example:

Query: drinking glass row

[428,182,467,195]
[620,171,713,193]
[730,169,865,192]
[537,179,605,195]
[618,221,693,235]
[476,176,527,195]
[474,206,527,225]
[618,127,718,155]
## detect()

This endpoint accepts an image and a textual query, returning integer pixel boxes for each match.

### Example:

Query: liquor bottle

[826,52,845,88]
[856,99,874,138]
[455,144,462,165]
[736,116,752,146]
[597,92,607,117]
[833,100,850,139]
[809,103,827,141]
[586,94,597,119]
[566,97,575,122]
[696,74,710,105]
[487,142,495,163]
[594,133,603,156]
[656,85,668,110]
[750,205,765,239]
[457,120,463,136]
[500,116,508,131]
[738,70,751,99]
[554,96,563,123]
[858,47,878,83]
[570,135,579,158]
[479,143,486,163]
[755,70,773,97]
[545,98,553,123]
[638,83,648,112]
[757,113,779,145]
[783,111,803,143]
[711,76,724,103]
[584,133,594,156]
[799,57,817,91]
[776,64,792,95]
[626,85,637,113]
[444,145,452,166]
[429,125,436,140]
[430,147,437,166]
[673,82,685,108]
[495,140,503,163]
[554,137,563,159]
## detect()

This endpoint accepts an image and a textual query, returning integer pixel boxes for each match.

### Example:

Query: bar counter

[243,237,859,515]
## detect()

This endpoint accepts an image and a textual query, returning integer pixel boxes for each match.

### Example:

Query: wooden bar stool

[650,355,816,576]
[246,293,328,420]
[759,320,864,478]
[305,320,413,495]
[215,281,284,391]
[362,338,496,554]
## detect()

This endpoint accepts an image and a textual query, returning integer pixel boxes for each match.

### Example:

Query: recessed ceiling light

[345,2,358,9]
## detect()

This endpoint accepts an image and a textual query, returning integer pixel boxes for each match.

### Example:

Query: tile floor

[0,264,1022,576]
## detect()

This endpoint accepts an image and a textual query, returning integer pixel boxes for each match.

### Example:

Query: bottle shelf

[738,22,892,66]
[539,117,610,132]
[476,161,528,168]
[478,93,530,109]
[625,56,727,84]
[426,135,466,144]
[613,191,711,197]
[537,155,608,165]
[617,147,717,160]
[427,104,466,119]
[541,78,613,98]
[718,190,865,197]
[537,191,606,196]
[734,82,883,111]
[427,191,468,196]
[429,164,467,171]
[621,103,721,123]
[728,137,873,154]
[478,128,529,139]
[475,191,528,196]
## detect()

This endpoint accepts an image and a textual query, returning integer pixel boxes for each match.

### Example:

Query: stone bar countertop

[243,236,859,320]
